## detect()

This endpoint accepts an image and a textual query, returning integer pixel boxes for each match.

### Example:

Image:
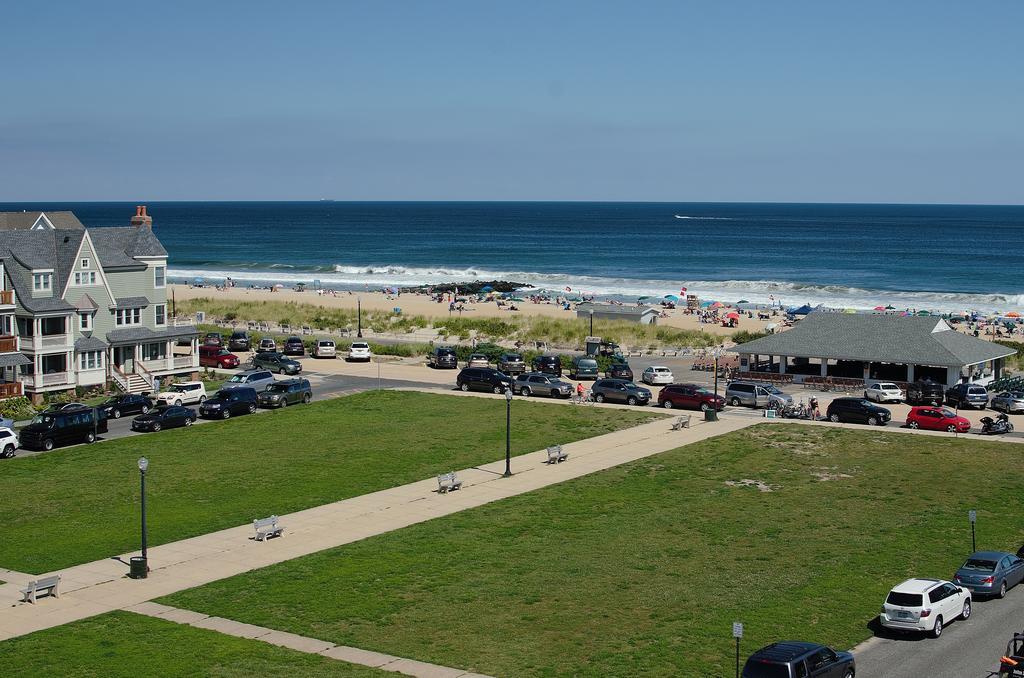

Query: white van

[312,339,336,359]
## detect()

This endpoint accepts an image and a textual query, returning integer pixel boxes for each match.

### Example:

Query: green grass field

[0,611,384,677]
[162,425,1024,676]
[0,391,659,573]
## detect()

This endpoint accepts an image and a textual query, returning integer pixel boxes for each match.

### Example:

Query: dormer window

[33,272,52,291]
[115,308,142,326]
[81,258,90,269]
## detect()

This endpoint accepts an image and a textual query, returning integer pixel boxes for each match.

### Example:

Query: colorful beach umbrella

[710,301,724,308]
[1007,312,1021,318]
[664,294,679,301]
[726,311,740,319]
[885,305,896,310]
[873,306,885,311]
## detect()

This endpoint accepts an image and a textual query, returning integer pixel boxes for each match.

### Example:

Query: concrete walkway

[0,410,756,642]
[127,601,492,678]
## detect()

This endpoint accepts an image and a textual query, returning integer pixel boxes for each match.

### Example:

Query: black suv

[531,355,563,377]
[905,380,944,406]
[251,351,302,375]
[100,393,153,419]
[257,378,312,408]
[743,641,854,678]
[591,379,652,406]
[199,387,259,419]
[825,397,891,426]
[228,330,251,352]
[497,353,526,376]
[606,362,634,381]
[429,347,458,369]
[457,367,513,394]
[945,382,989,409]
[282,336,306,356]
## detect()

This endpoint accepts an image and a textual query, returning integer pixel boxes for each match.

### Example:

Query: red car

[198,345,241,369]
[657,383,726,411]
[906,406,971,433]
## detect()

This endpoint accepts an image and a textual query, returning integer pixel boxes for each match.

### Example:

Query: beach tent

[791,304,815,316]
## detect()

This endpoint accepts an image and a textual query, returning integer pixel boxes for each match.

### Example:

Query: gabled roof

[89,227,166,269]
[0,211,85,231]
[74,335,108,352]
[75,294,99,311]
[730,313,1016,367]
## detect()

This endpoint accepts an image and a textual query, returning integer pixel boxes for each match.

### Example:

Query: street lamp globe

[505,388,513,402]
[138,457,149,472]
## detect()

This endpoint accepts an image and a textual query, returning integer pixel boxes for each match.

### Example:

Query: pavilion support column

[820,359,828,377]
[862,363,871,381]
[906,364,915,382]
[779,356,786,374]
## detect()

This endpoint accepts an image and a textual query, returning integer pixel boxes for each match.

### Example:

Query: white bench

[21,575,61,604]
[437,472,462,493]
[545,445,569,464]
[671,415,692,430]
[253,515,285,541]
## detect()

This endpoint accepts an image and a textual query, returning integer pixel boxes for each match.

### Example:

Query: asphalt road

[854,585,1024,677]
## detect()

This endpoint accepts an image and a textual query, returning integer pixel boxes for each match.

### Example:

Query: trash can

[704,409,719,422]
[129,556,148,579]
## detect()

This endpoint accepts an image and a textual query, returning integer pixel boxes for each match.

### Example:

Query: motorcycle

[981,413,1014,435]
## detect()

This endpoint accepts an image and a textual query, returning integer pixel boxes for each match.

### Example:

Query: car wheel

[199,395,206,403]
[627,396,638,406]
[520,387,531,397]
[141,405,150,414]
[662,400,673,409]
[595,393,605,403]
[931,615,943,638]
[961,599,971,619]
[863,391,869,400]
[493,385,503,394]
[83,430,96,444]
[2,444,14,458]
[112,408,122,419]
[946,424,957,433]
[279,399,287,408]
[174,399,182,407]
[152,423,161,432]
[909,421,920,429]
[185,417,194,426]
[842,671,853,678]
[460,383,469,392]
[999,580,1007,599]
[303,393,311,404]
[700,402,710,411]
[868,416,878,426]
[43,438,54,451]
[829,413,840,422]
[248,403,257,414]
[730,397,741,406]
[222,410,231,419]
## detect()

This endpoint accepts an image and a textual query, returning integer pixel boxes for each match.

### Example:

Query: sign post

[969,509,977,552]
[732,622,743,678]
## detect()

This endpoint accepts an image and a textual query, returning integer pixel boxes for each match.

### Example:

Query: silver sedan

[991,391,1024,414]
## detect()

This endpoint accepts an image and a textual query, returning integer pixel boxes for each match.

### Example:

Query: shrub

[0,396,36,421]
[731,330,769,344]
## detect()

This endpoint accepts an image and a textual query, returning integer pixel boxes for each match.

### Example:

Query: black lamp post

[136,456,149,578]
[589,309,594,336]
[357,298,363,338]
[503,388,513,477]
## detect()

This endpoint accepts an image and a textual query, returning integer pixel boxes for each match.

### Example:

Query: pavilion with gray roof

[730,313,1016,386]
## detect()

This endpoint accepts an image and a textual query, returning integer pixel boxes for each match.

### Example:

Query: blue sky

[2,1,1021,203]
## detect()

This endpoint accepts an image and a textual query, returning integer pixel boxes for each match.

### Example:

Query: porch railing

[0,289,13,305]
[0,335,18,353]
[41,372,69,386]
[0,381,22,397]
[136,361,155,389]
[173,355,195,368]
[110,365,130,392]
[40,334,68,348]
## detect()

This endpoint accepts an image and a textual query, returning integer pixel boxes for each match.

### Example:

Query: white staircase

[112,370,152,394]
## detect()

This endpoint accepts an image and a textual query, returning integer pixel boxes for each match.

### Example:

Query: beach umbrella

[480,285,493,292]
[1007,312,1021,318]
[637,296,651,300]
[700,300,715,307]
[885,305,896,310]
[664,294,679,301]
[737,299,749,304]
[873,305,885,311]
[726,311,740,319]
[917,310,931,316]
[710,301,724,308]
[274,283,284,288]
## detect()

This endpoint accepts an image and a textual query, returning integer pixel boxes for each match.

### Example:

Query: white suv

[879,578,971,638]
[347,341,372,362]
[312,340,336,358]
[865,382,904,403]
[155,381,208,406]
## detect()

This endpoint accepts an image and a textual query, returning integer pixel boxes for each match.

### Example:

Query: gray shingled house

[0,207,199,401]
[730,312,1015,387]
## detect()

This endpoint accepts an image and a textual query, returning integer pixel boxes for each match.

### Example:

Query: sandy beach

[171,284,781,338]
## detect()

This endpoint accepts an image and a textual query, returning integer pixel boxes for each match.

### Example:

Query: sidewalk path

[0,410,756,642]
[127,601,493,678]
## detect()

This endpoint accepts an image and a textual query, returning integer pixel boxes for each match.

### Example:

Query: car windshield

[578,360,597,367]
[1009,392,1024,398]
[228,375,246,383]
[880,384,898,390]
[741,661,790,678]
[218,350,232,356]
[438,349,455,355]
[764,386,782,394]
[29,414,55,426]
[318,341,333,346]
[505,354,522,361]
[696,388,713,395]
[886,591,923,607]
[961,558,997,572]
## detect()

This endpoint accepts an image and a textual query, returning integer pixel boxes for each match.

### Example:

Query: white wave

[674,215,734,220]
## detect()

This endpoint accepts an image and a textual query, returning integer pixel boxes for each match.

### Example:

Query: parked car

[100,393,153,419]
[825,398,891,426]
[312,339,336,358]
[591,379,651,405]
[155,381,207,406]
[130,405,196,432]
[466,353,490,368]
[514,372,573,398]
[222,369,275,392]
[726,382,793,408]
[251,352,302,375]
[0,427,18,458]
[199,345,241,369]
[879,578,971,638]
[282,336,306,356]
[953,551,1024,599]
[228,330,251,352]
[203,332,224,347]
[199,387,259,419]
[742,641,854,678]
[658,384,725,411]
[257,378,313,408]
[905,380,945,406]
[347,341,372,362]
[531,355,563,377]
[864,382,904,403]
[946,383,989,409]
[256,337,277,353]
[991,391,1024,414]
[641,366,674,385]
[905,406,971,433]
[428,346,458,369]
[19,406,108,451]
[605,362,633,381]
[456,367,512,394]
[497,353,526,376]
[569,356,599,380]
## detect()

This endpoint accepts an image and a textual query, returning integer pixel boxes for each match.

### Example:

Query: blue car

[953,551,1024,598]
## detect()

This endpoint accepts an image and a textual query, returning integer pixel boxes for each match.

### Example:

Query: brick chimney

[130,205,153,228]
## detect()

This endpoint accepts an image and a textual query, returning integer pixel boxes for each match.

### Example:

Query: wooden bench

[545,445,569,464]
[253,515,285,541]
[671,415,692,430]
[437,472,463,493]
[21,575,61,604]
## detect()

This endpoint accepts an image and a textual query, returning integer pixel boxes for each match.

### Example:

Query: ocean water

[3,201,1023,312]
